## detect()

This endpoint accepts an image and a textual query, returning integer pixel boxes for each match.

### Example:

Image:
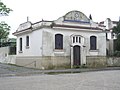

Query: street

[0,70,120,90]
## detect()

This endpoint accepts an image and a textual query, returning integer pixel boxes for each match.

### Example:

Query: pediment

[17,21,32,31]
[64,10,90,23]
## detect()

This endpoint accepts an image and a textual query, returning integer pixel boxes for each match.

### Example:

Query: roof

[13,10,106,36]
[99,21,104,24]
[32,20,53,25]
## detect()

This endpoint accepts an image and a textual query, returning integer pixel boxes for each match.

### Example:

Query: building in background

[100,18,118,56]
[0,38,16,64]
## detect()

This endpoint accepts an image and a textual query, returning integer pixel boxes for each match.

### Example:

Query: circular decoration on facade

[75,12,79,18]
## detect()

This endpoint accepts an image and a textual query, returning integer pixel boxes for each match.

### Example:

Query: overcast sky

[1,0,120,37]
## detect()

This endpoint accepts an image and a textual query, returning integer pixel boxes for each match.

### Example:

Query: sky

[1,0,120,38]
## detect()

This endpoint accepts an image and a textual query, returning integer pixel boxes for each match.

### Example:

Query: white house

[100,18,118,55]
[13,10,107,69]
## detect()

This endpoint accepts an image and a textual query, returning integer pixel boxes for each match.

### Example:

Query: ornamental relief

[64,11,90,23]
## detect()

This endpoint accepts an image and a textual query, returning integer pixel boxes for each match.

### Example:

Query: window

[19,38,22,51]
[26,36,29,46]
[76,37,78,42]
[55,34,63,49]
[79,37,81,43]
[90,36,97,50]
[72,36,81,43]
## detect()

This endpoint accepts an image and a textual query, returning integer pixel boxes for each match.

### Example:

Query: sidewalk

[11,67,120,76]
[36,67,120,74]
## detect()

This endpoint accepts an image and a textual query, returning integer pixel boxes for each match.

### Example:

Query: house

[13,10,107,69]
[100,18,118,55]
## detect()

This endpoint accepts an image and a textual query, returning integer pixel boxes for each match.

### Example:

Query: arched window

[26,36,29,46]
[55,34,63,49]
[19,38,22,51]
[90,36,97,50]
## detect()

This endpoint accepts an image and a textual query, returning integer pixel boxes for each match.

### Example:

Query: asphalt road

[0,63,42,77]
[0,70,120,90]
[0,63,120,90]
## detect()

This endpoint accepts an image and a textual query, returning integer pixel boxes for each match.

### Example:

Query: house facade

[13,10,107,69]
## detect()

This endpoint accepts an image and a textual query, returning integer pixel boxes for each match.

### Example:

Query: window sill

[19,51,23,53]
[89,49,99,55]
[89,49,99,52]
[54,49,64,52]
[54,49,65,56]
[26,46,30,49]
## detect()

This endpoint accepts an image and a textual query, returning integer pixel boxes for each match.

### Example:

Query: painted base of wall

[14,56,120,69]
[107,57,120,66]
[16,56,70,69]
[86,56,120,68]
[86,56,107,67]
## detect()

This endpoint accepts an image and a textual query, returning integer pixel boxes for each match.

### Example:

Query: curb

[0,67,120,77]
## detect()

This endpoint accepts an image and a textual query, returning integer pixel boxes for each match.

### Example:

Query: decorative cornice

[52,24,103,30]
[13,27,32,36]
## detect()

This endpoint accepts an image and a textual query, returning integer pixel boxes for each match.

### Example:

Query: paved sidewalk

[0,63,120,77]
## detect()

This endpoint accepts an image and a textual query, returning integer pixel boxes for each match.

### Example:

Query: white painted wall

[0,47,16,64]
[16,29,43,56]
[0,47,9,63]
[30,29,43,56]
[41,27,106,57]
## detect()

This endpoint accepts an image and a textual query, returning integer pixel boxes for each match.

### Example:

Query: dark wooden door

[73,45,81,66]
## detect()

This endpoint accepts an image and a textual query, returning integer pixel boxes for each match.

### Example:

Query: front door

[73,45,81,66]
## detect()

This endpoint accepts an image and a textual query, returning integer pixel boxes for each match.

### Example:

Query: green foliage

[113,21,120,52]
[0,21,10,39]
[113,51,120,57]
[0,0,12,46]
[114,37,120,51]
[0,1,12,15]
[113,21,120,34]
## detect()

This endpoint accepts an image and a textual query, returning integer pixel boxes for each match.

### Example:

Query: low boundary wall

[86,56,120,67]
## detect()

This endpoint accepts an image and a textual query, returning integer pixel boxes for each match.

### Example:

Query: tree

[0,0,12,47]
[0,21,10,39]
[0,1,12,15]
[113,21,120,56]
